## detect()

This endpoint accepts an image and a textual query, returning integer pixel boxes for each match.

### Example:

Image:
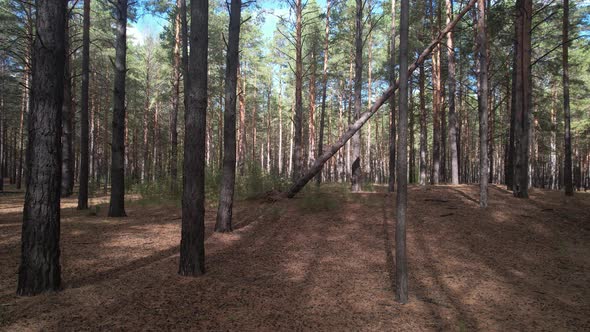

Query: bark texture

[179,0,208,276]
[215,0,241,233]
[18,0,67,296]
[108,0,128,217]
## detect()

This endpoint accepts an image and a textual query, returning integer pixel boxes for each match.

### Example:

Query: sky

[127,0,328,45]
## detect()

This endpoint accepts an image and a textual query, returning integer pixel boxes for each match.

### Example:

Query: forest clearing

[1,0,590,330]
[1,185,588,330]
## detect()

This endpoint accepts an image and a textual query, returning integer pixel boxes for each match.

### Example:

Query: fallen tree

[287,0,477,198]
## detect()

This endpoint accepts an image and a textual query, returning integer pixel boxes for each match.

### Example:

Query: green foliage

[235,162,291,199]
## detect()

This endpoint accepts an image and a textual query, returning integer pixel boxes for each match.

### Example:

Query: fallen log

[287,0,477,198]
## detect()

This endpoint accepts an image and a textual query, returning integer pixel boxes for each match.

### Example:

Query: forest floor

[0,183,589,331]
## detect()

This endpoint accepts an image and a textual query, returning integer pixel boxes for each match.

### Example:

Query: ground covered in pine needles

[0,184,589,331]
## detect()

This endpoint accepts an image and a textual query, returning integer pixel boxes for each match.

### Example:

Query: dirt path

[1,185,589,330]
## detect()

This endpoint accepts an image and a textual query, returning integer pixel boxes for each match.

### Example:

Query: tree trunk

[292,0,303,181]
[215,0,241,233]
[308,46,317,169]
[419,64,428,185]
[477,0,489,207]
[170,0,181,189]
[431,0,442,185]
[512,0,531,198]
[315,0,330,185]
[396,0,409,304]
[179,0,208,276]
[446,0,459,184]
[563,0,573,196]
[78,0,91,209]
[18,0,66,296]
[108,0,128,217]
[388,0,397,192]
[287,0,476,197]
[61,17,74,197]
[351,0,363,192]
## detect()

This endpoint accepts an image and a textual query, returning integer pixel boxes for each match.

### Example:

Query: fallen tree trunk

[287,0,477,198]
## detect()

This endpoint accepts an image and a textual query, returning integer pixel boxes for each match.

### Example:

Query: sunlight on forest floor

[0,184,589,330]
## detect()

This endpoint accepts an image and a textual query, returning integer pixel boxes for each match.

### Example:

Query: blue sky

[128,0,328,45]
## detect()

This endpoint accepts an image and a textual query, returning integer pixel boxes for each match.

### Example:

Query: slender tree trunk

[513,0,531,198]
[215,0,241,233]
[351,0,363,192]
[170,0,181,189]
[108,0,128,216]
[78,0,91,209]
[396,0,409,304]
[61,17,74,197]
[563,0,573,196]
[446,0,458,184]
[431,0,442,185]
[237,63,246,174]
[0,61,4,192]
[292,0,303,181]
[278,81,283,175]
[179,0,208,277]
[477,0,489,207]
[16,69,28,190]
[315,1,330,185]
[18,0,66,296]
[388,0,397,192]
[287,0,476,197]
[419,64,428,185]
[308,47,317,169]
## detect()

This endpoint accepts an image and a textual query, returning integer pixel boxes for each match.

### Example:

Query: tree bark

[419,64,428,185]
[396,0,410,304]
[292,0,303,181]
[512,0,531,198]
[351,0,363,192]
[61,17,74,197]
[108,0,128,217]
[477,0,489,207]
[179,0,208,276]
[287,0,476,197]
[388,0,397,192]
[18,0,66,296]
[431,0,442,185]
[315,1,330,185]
[170,0,181,189]
[215,0,241,233]
[78,0,91,210]
[563,0,573,196]
[446,0,459,185]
